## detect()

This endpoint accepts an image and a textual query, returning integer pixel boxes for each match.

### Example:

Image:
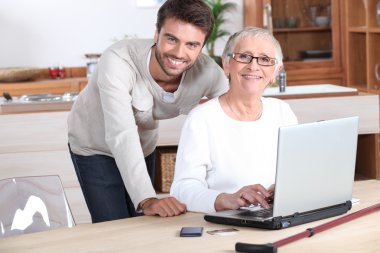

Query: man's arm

[97,50,157,208]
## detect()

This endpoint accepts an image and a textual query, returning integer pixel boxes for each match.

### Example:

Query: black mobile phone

[180,227,203,237]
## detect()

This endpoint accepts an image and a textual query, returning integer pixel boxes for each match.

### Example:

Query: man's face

[154,17,206,77]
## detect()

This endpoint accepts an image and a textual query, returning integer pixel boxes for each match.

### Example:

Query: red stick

[236,203,380,253]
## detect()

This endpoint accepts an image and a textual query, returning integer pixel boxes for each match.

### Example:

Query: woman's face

[224,36,279,96]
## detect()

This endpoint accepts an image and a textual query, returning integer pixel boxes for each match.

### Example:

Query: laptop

[204,116,359,230]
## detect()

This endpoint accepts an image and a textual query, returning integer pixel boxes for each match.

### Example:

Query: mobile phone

[180,227,203,237]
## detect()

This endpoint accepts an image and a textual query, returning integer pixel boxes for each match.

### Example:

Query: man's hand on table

[141,197,187,217]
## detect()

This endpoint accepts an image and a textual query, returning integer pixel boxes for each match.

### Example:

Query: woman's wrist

[214,193,227,211]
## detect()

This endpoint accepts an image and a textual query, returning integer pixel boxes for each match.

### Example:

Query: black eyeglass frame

[228,53,277,66]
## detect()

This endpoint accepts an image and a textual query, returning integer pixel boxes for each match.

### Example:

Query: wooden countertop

[0,84,360,115]
[263,84,359,99]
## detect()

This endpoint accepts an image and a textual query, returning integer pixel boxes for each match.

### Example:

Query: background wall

[0,0,243,68]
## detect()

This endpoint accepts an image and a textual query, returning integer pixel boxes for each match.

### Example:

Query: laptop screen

[272,116,359,217]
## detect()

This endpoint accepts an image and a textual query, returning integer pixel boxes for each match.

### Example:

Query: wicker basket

[0,67,40,82]
[155,146,177,193]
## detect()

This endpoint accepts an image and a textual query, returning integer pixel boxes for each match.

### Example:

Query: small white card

[207,228,239,236]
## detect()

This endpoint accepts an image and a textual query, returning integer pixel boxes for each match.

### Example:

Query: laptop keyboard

[239,205,274,219]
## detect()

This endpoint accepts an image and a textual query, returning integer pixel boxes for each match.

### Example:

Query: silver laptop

[204,116,359,229]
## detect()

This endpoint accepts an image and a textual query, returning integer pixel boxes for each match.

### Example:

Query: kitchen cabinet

[0,68,88,115]
[0,112,91,224]
[342,0,380,93]
[0,77,87,97]
[0,67,87,96]
[243,0,344,85]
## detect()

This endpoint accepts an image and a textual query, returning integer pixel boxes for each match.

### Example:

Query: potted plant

[204,0,237,65]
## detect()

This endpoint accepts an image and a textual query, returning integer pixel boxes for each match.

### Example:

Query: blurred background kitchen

[0,0,242,68]
[1,0,380,225]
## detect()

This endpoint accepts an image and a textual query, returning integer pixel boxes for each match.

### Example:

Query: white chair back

[0,175,75,237]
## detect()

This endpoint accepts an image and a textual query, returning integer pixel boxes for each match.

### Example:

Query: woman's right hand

[214,184,272,211]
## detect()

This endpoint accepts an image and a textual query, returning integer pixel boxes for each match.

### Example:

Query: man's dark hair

[156,0,214,44]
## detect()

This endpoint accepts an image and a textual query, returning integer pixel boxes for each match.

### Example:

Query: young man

[68,0,228,223]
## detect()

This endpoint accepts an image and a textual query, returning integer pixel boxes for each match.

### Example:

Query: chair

[0,175,75,237]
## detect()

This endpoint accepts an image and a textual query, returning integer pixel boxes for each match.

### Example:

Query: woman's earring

[226,74,231,82]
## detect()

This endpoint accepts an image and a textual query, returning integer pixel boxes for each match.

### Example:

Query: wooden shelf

[244,0,343,85]
[368,28,380,33]
[347,27,368,33]
[274,27,331,33]
[349,27,380,34]
[344,0,380,93]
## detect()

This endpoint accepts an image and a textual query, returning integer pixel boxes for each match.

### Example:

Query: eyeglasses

[229,53,277,66]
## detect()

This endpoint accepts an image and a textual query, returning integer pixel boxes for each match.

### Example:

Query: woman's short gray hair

[222,26,283,68]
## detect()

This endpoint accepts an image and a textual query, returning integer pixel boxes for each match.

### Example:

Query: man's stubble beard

[154,44,195,77]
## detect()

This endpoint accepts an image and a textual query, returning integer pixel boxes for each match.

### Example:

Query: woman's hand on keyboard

[214,184,271,211]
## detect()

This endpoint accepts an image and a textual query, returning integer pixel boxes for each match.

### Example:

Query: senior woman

[170,27,298,213]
